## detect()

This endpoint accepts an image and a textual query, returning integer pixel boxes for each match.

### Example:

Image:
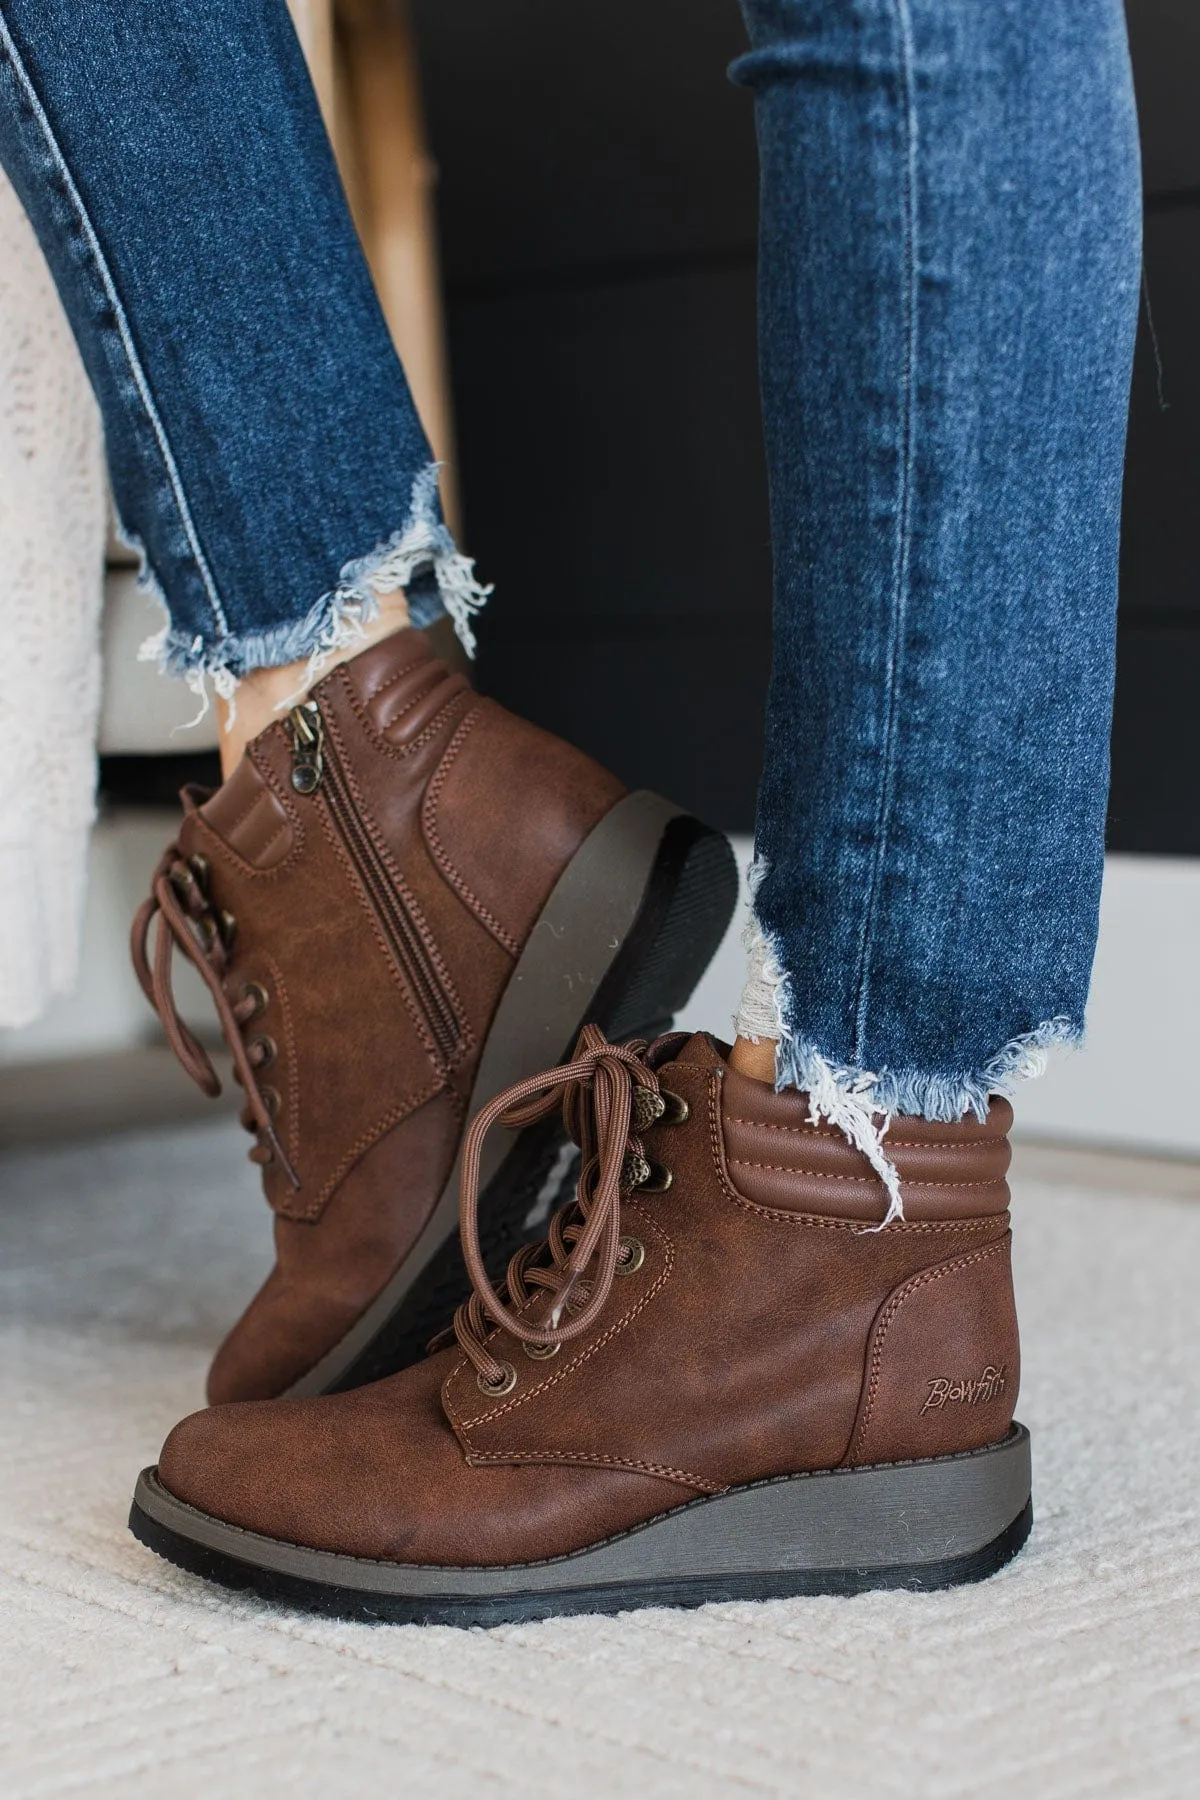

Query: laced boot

[131,632,736,1402]
[132,1028,1031,1625]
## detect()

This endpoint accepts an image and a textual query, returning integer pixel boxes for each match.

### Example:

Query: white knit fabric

[0,169,107,1028]
[0,2,325,1031]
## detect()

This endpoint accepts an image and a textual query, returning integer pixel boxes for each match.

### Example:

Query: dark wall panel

[1125,0,1200,193]
[413,0,1200,852]
[450,264,770,826]
[1120,214,1200,621]
[449,266,768,629]
[1109,628,1200,853]
[412,0,755,284]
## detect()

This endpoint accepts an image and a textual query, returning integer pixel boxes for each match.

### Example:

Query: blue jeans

[0,0,474,685]
[0,1,1140,1127]
[731,0,1140,1162]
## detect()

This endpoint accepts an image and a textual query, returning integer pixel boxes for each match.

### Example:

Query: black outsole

[321,814,738,1391]
[129,1497,1032,1629]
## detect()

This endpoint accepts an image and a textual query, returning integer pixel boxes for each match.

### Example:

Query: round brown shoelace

[131,848,299,1187]
[453,1023,682,1387]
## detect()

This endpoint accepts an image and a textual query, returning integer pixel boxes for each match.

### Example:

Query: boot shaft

[172,629,624,1217]
[441,1035,1018,1486]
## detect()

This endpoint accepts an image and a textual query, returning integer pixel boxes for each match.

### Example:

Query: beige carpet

[2,1119,1199,1798]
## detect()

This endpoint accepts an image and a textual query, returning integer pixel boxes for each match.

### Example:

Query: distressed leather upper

[158,1034,1020,1564]
[148,630,624,1401]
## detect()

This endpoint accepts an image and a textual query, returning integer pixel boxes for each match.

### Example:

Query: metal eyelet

[476,1361,517,1396]
[241,981,269,1018]
[631,1086,666,1131]
[522,1340,561,1360]
[216,908,238,951]
[168,863,200,905]
[249,1034,276,1070]
[616,1235,645,1274]
[261,1085,281,1119]
[623,1153,672,1194]
[622,1150,651,1190]
[188,853,211,893]
[659,1089,690,1125]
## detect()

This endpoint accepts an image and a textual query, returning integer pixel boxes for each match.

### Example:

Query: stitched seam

[259,948,300,1168]
[725,1117,1009,1149]
[464,1450,719,1495]
[848,0,920,1063]
[851,1238,1009,1461]
[148,1435,1012,1574]
[287,1076,444,1223]
[314,799,439,1063]
[375,677,452,734]
[341,665,471,761]
[195,743,306,882]
[362,645,443,703]
[208,742,300,848]
[727,1159,1006,1189]
[711,1077,1005,1231]
[0,13,228,637]
[219,789,278,839]
[323,705,473,1066]
[443,1201,674,1435]
[423,710,522,955]
[242,815,291,864]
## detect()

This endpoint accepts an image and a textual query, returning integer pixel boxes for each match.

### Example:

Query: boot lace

[131,847,299,1187]
[452,1023,685,1389]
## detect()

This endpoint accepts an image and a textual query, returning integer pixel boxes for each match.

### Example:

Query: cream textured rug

[2,1119,1198,1798]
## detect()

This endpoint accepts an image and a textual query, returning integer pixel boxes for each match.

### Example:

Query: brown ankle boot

[131,634,736,1403]
[132,1029,1031,1624]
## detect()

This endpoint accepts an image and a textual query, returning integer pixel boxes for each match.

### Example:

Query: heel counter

[846,1234,1019,1468]
[422,700,626,951]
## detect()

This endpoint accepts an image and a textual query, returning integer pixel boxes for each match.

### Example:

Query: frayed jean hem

[735,858,1079,1225]
[135,463,489,703]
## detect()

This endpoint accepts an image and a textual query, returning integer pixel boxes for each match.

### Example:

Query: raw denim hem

[137,463,490,698]
[735,860,1079,1226]
[772,1019,1077,1229]
[773,1017,1081,1129]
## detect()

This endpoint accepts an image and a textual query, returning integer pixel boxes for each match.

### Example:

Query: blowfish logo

[920,1365,1007,1415]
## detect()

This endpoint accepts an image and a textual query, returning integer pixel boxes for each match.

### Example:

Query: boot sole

[129,1424,1031,1627]
[284,790,739,1396]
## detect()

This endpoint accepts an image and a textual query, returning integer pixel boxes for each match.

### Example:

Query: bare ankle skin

[214,591,413,777]
[729,1034,777,1084]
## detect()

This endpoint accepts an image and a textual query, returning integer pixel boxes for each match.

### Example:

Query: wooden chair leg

[288,0,460,537]
[332,0,461,536]
[285,0,338,137]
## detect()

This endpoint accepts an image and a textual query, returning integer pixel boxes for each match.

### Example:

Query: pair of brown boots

[128,630,1030,1626]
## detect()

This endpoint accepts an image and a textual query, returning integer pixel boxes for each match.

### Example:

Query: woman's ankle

[729,1034,777,1084]
[214,593,412,776]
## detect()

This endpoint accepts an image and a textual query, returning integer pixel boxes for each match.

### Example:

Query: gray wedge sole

[130,1424,1032,1627]
[284,789,738,1397]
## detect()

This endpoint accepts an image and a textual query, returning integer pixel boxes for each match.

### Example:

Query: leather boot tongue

[666,1031,730,1071]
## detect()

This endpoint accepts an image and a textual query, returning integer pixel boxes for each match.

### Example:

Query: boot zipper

[287,701,462,1065]
[288,701,324,793]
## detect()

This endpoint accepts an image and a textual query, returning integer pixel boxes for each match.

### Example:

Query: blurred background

[1,0,1196,1158]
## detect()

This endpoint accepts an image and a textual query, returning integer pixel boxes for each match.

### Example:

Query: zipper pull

[287,701,324,794]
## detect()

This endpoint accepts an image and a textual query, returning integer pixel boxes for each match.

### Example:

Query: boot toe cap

[155,1365,456,1558]
[157,1399,286,1533]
